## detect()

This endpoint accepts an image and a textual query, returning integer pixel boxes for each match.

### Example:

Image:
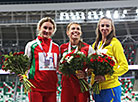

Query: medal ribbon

[36,37,55,68]
[68,42,78,53]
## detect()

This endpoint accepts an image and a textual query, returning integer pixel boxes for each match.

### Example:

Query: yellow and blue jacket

[91,37,128,90]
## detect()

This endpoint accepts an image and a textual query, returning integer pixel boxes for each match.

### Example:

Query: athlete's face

[39,22,54,38]
[67,24,82,41]
[99,19,112,38]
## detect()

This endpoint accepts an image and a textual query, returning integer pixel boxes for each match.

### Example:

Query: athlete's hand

[18,74,23,82]
[76,70,86,79]
[95,75,105,82]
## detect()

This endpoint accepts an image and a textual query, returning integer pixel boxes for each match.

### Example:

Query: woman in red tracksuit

[60,22,93,102]
[23,17,59,102]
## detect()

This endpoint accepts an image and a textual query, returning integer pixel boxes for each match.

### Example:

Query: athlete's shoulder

[25,39,37,47]
[60,42,69,49]
[82,42,89,46]
[52,42,59,48]
[111,37,121,45]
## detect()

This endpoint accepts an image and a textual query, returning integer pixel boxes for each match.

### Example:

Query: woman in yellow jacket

[91,17,128,102]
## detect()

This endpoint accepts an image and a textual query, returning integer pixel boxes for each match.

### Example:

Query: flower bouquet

[2,52,35,93]
[59,51,90,92]
[87,52,115,94]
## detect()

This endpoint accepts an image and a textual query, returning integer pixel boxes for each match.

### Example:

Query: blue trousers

[93,85,121,102]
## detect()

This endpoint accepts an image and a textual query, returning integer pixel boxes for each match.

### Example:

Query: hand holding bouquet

[87,52,115,94]
[59,51,90,92]
[2,52,35,93]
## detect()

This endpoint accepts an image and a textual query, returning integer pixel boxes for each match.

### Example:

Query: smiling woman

[99,18,113,43]
[38,22,54,38]
[19,17,60,102]
[91,16,128,102]
[60,22,94,102]
[66,23,82,45]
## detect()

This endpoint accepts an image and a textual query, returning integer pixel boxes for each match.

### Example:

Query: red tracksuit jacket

[25,36,59,92]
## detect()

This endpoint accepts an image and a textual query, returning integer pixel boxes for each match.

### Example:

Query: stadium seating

[123,44,137,65]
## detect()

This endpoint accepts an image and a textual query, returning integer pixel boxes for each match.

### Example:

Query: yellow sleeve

[105,39,128,80]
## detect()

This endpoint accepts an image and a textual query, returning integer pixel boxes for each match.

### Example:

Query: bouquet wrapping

[2,52,35,93]
[87,52,115,94]
[59,51,90,92]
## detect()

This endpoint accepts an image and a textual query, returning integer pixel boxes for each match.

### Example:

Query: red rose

[17,52,24,55]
